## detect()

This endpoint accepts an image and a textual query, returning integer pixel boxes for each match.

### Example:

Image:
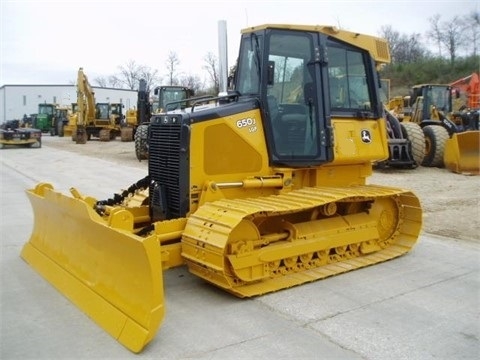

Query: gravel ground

[40,134,480,243]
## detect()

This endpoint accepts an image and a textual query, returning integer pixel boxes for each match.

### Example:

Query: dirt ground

[41,135,480,243]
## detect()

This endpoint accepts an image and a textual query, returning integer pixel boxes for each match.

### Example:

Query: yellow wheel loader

[407,84,480,174]
[21,24,423,353]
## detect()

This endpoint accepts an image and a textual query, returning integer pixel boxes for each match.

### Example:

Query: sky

[0,0,478,87]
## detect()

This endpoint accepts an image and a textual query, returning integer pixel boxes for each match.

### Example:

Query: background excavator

[20,22,422,353]
[74,68,125,143]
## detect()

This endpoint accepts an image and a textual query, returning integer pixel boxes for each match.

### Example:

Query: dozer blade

[20,183,164,353]
[444,131,480,175]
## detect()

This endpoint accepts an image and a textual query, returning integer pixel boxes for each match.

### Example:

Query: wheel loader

[404,84,479,174]
[20,24,423,353]
[380,79,425,169]
[130,80,194,160]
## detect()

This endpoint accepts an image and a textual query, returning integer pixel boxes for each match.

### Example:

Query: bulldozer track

[181,185,422,297]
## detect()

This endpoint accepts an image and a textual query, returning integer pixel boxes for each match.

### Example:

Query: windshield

[39,105,54,115]
[426,86,451,112]
[153,88,188,112]
[111,104,122,115]
[96,104,110,119]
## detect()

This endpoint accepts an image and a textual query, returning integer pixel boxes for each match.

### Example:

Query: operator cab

[234,25,383,167]
[410,85,453,113]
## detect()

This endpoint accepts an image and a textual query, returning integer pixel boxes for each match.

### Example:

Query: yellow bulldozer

[21,23,423,353]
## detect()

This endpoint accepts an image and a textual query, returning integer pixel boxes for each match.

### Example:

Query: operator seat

[277,83,312,156]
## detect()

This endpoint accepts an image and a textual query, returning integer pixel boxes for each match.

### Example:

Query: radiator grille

[148,116,189,220]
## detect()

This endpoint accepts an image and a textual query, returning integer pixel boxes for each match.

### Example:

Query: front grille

[148,115,190,221]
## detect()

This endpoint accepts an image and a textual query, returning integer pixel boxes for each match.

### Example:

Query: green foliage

[381,55,480,96]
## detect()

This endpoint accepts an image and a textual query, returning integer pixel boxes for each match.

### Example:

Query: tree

[138,66,161,92]
[117,60,142,89]
[379,25,426,64]
[93,76,108,87]
[379,25,401,60]
[428,14,468,65]
[465,11,480,57]
[108,75,122,89]
[179,74,203,95]
[165,51,180,86]
[396,33,426,63]
[442,15,467,65]
[428,14,443,57]
[97,61,161,91]
[203,52,219,94]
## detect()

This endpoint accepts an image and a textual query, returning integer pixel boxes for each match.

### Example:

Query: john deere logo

[361,129,372,143]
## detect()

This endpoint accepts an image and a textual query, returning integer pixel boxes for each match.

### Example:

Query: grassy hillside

[380,55,479,98]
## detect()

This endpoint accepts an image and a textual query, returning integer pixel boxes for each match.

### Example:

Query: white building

[0,84,138,124]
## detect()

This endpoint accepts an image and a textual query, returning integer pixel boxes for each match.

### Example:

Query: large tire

[109,130,117,140]
[422,125,449,167]
[134,125,149,161]
[99,129,111,141]
[57,121,64,137]
[120,127,133,142]
[401,122,425,166]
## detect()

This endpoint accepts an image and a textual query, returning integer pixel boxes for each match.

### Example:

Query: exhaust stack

[218,20,228,95]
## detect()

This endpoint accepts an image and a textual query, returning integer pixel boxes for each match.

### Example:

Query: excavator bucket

[443,131,480,174]
[20,183,164,353]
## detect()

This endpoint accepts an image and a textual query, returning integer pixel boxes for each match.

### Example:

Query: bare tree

[166,51,180,86]
[428,14,443,57]
[379,25,426,64]
[379,26,399,54]
[396,33,426,63]
[428,14,468,64]
[93,76,108,87]
[179,74,203,94]
[108,75,122,89]
[466,10,480,56]
[203,52,219,94]
[443,16,467,64]
[116,60,143,89]
[102,61,162,91]
[138,66,161,92]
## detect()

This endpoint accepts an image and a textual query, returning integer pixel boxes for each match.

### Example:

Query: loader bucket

[20,183,164,353]
[443,131,480,174]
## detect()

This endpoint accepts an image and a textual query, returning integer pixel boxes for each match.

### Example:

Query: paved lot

[1,139,479,359]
